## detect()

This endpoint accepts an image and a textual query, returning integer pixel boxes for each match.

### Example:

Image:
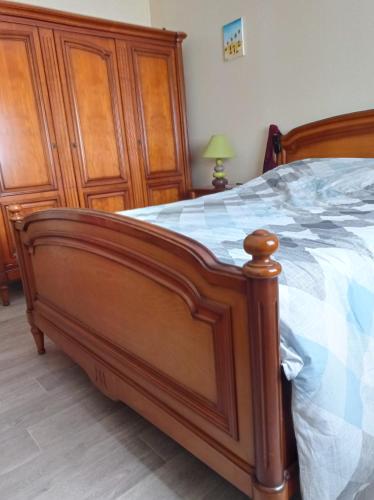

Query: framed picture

[223,17,245,61]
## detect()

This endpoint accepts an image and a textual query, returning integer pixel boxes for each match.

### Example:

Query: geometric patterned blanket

[119,158,374,499]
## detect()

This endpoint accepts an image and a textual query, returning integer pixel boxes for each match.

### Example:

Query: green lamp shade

[203,134,235,159]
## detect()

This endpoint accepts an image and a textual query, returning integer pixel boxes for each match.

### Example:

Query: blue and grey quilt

[119,158,374,500]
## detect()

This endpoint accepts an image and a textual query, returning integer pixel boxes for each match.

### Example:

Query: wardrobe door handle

[71,142,77,149]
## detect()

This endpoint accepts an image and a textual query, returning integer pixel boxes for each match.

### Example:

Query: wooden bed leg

[0,283,10,306]
[31,326,46,355]
[9,205,47,356]
[243,230,289,500]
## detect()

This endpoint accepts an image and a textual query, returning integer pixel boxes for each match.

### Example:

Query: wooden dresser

[0,1,191,305]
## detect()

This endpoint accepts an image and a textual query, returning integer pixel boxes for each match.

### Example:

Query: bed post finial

[243,229,281,279]
[243,230,288,499]
[8,204,24,223]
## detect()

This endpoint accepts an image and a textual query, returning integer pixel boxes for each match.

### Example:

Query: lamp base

[212,158,228,189]
[212,177,228,189]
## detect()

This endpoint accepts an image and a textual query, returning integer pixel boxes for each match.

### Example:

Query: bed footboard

[9,205,297,499]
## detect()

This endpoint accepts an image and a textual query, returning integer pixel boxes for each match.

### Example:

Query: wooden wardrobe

[0,1,191,306]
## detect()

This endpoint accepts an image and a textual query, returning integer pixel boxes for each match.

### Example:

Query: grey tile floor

[0,284,248,500]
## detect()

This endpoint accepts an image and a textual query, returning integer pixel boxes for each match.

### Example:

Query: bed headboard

[278,109,374,165]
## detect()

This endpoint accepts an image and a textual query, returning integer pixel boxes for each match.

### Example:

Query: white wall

[150,0,374,186]
[9,0,151,25]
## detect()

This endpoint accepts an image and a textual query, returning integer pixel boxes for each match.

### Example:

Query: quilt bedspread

[119,158,374,500]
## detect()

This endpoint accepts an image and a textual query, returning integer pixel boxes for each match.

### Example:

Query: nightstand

[188,185,237,199]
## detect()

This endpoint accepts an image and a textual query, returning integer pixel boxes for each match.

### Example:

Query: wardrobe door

[125,42,190,205]
[54,31,134,212]
[0,22,66,278]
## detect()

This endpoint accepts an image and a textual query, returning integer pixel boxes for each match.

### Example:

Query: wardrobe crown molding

[0,0,187,43]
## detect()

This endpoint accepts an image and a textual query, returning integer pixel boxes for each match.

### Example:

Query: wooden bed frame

[8,109,374,499]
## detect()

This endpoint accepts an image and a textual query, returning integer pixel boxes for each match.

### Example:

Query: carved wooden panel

[280,109,374,166]
[148,182,182,206]
[30,237,238,437]
[39,28,80,208]
[55,31,130,188]
[115,41,148,208]
[131,46,181,178]
[0,22,61,195]
[85,190,130,212]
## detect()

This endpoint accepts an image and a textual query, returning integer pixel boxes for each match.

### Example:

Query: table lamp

[203,134,235,188]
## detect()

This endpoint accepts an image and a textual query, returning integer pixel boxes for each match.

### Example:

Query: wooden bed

[9,109,374,499]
